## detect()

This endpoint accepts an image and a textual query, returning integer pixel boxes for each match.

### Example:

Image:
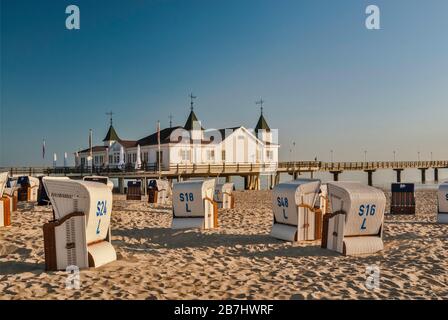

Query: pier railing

[2,160,448,178]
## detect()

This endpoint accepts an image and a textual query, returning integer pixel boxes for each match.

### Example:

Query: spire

[189,93,196,111]
[106,111,114,126]
[103,113,120,142]
[255,98,270,133]
[169,114,173,128]
[184,93,203,130]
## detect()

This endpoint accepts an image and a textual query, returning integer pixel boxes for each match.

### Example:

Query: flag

[42,139,46,159]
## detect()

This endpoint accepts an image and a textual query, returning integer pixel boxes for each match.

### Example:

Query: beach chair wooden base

[0,197,11,227]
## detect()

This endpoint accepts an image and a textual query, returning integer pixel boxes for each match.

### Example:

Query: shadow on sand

[0,261,44,275]
[113,227,340,257]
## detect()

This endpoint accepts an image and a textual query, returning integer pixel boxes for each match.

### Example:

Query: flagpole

[89,129,93,174]
[157,120,161,179]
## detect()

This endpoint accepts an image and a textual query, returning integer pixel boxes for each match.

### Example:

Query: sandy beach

[0,189,447,300]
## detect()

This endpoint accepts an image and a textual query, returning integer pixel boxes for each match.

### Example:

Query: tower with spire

[184,93,203,141]
[254,98,272,144]
[103,111,121,147]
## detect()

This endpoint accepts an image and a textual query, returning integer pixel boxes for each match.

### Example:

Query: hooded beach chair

[0,172,11,227]
[270,179,323,242]
[126,181,142,200]
[17,176,40,202]
[321,182,386,256]
[390,183,415,215]
[42,177,117,271]
[437,181,448,223]
[214,182,235,209]
[171,179,218,229]
[3,176,18,214]
[147,179,171,205]
[83,176,114,192]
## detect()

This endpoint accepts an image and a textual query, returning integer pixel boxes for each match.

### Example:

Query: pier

[2,160,447,190]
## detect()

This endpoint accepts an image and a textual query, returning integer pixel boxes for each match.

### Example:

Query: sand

[0,189,447,300]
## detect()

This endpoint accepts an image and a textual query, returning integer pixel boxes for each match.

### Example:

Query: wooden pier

[2,160,447,190]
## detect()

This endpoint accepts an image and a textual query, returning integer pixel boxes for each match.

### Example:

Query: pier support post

[419,168,427,184]
[293,172,299,180]
[330,171,341,182]
[225,176,231,183]
[365,170,375,186]
[310,171,314,179]
[394,169,403,183]
[434,168,439,183]
[275,172,280,186]
[244,176,249,190]
[118,178,125,194]
[143,177,147,196]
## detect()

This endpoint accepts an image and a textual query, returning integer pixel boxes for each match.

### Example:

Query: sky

[1,0,448,169]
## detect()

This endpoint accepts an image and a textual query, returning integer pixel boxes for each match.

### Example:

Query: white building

[76,106,279,172]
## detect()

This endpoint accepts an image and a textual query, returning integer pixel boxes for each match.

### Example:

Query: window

[179,149,190,161]
[81,158,86,166]
[143,152,148,163]
[221,150,226,161]
[94,156,99,164]
[266,150,274,160]
[206,150,215,161]
[109,155,113,164]
[132,153,136,163]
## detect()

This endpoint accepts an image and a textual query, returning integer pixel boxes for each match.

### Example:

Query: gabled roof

[255,114,270,132]
[184,110,204,130]
[103,125,120,142]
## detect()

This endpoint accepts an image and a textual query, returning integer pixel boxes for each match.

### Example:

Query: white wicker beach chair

[3,176,18,214]
[42,177,116,271]
[437,182,448,223]
[321,182,386,256]
[83,176,114,191]
[214,182,234,209]
[171,179,217,229]
[148,179,171,205]
[270,179,322,241]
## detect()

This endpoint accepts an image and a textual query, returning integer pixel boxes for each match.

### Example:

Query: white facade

[76,111,279,171]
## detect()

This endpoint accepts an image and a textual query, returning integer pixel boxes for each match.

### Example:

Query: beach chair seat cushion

[343,236,384,256]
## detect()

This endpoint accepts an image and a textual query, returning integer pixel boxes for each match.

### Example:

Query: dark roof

[255,114,270,132]
[119,140,138,148]
[137,126,183,146]
[184,110,204,130]
[78,146,108,154]
[103,125,120,142]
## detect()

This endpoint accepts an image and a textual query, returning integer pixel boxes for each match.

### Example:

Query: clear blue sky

[1,0,447,166]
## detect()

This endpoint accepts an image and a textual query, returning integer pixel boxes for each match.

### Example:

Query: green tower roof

[103,125,120,142]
